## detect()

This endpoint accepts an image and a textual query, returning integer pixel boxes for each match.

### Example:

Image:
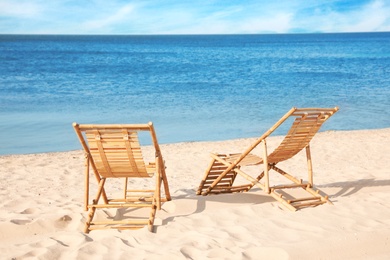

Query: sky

[1,0,390,34]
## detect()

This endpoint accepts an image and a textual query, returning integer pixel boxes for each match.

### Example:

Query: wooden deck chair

[73,122,171,232]
[197,107,338,211]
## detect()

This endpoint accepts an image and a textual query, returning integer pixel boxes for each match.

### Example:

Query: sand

[1,128,389,259]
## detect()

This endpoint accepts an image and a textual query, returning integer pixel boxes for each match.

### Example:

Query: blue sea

[1,33,390,155]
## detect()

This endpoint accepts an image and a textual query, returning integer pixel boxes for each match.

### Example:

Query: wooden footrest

[109,197,154,202]
[89,225,148,230]
[91,219,150,225]
[291,200,327,208]
[88,219,152,231]
[197,154,241,195]
[271,183,309,190]
[207,184,251,194]
[287,196,321,204]
[88,203,154,209]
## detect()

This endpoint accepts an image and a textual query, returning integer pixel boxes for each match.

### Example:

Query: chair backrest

[267,108,338,163]
[73,123,161,178]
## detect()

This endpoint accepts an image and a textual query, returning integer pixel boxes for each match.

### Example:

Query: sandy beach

[1,128,390,259]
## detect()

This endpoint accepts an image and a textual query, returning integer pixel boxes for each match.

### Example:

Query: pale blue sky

[1,0,390,34]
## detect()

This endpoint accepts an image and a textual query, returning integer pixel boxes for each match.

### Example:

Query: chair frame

[197,107,339,211]
[73,122,171,232]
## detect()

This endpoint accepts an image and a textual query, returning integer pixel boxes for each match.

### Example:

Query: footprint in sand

[11,219,32,225]
[55,215,73,228]
[20,208,38,214]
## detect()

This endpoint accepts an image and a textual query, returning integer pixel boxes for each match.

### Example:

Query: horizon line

[1,31,389,36]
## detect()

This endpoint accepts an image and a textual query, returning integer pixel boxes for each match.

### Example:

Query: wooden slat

[271,183,308,190]
[197,154,241,195]
[88,225,145,231]
[90,219,150,225]
[123,129,142,177]
[78,123,151,131]
[292,200,327,208]
[88,203,153,208]
[93,130,114,177]
[85,127,151,178]
[287,197,321,203]
[267,110,329,163]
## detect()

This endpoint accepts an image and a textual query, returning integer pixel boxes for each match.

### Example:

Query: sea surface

[1,33,390,155]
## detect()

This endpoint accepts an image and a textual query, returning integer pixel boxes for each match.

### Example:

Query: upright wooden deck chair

[197,107,338,211]
[73,122,171,232]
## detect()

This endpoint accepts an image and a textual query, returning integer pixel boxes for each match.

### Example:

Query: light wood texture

[73,122,171,233]
[196,154,251,195]
[197,107,338,211]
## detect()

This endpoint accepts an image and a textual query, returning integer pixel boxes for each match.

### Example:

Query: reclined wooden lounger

[197,107,338,211]
[73,122,171,232]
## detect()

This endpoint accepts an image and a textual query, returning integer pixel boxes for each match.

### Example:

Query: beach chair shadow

[73,122,171,233]
[159,190,275,228]
[318,179,390,198]
[197,107,339,211]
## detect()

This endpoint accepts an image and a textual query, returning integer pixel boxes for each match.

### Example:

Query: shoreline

[1,127,389,157]
[1,128,390,259]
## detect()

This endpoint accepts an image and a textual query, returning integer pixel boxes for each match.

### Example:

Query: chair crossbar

[271,183,309,190]
[88,203,154,208]
[287,196,322,203]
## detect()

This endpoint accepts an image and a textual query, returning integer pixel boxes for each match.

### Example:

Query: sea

[1,33,390,155]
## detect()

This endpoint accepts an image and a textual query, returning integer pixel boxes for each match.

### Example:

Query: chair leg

[160,159,172,201]
[156,159,162,210]
[84,178,106,233]
[148,202,157,232]
[84,207,96,233]
[306,145,313,186]
[123,177,128,199]
[261,140,270,193]
[84,155,90,211]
